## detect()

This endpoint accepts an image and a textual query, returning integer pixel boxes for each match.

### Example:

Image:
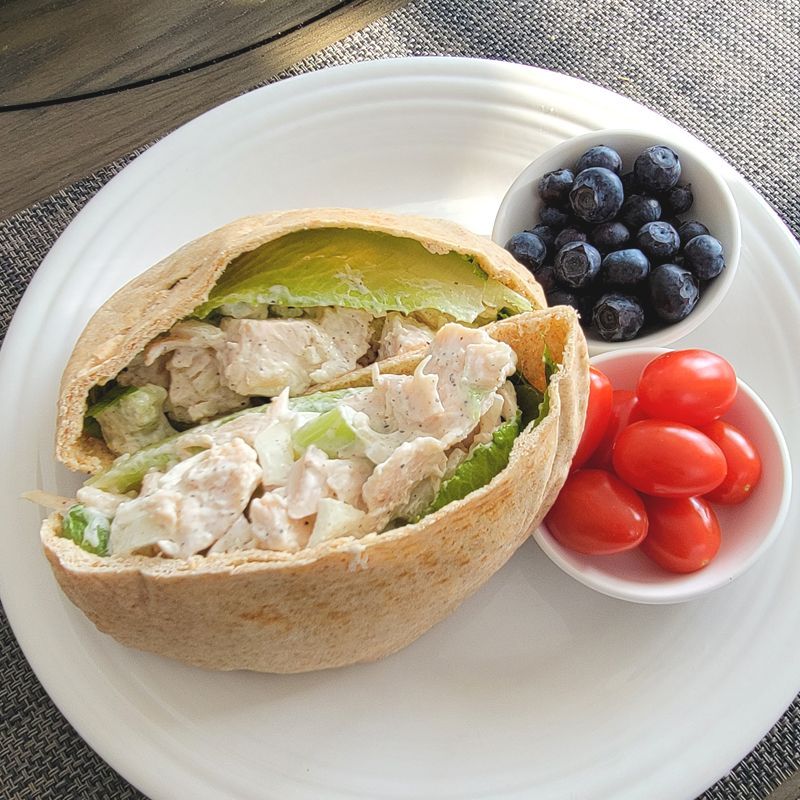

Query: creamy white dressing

[86,323,520,558]
[76,486,133,517]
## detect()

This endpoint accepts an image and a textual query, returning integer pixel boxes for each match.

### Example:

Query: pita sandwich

[35,210,587,673]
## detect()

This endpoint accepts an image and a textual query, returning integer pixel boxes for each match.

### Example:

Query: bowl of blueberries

[492,129,741,353]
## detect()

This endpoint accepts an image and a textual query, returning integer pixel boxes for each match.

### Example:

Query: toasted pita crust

[57,209,546,474]
[41,307,588,673]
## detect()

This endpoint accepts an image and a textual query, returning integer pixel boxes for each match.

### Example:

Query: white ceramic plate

[1,58,798,800]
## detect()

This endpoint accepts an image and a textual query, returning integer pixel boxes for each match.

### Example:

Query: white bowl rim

[534,347,793,604]
[492,128,743,356]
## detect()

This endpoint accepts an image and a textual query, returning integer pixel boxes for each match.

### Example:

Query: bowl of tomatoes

[535,348,791,603]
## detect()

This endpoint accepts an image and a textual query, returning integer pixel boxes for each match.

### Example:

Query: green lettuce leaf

[510,342,559,427]
[510,372,544,427]
[192,228,531,322]
[86,384,136,417]
[534,344,558,426]
[62,504,110,556]
[420,412,521,518]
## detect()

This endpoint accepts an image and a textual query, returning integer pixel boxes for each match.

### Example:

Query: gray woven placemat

[2,0,799,798]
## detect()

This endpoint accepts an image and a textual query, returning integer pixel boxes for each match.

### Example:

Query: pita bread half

[40,306,588,673]
[56,209,547,475]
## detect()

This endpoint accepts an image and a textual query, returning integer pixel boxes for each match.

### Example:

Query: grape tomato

[587,389,646,471]
[571,367,613,470]
[545,469,648,555]
[701,420,762,504]
[613,419,727,497]
[636,349,737,426]
[640,496,721,573]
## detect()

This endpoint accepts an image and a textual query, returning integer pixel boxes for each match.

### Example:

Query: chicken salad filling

[62,323,556,559]
[84,227,533,458]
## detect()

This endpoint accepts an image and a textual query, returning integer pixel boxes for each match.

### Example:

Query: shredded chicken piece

[133,320,249,424]
[322,457,373,509]
[116,353,169,390]
[208,515,257,554]
[311,308,373,382]
[139,470,163,497]
[144,320,227,362]
[444,447,468,478]
[421,324,516,446]
[362,437,447,521]
[376,312,434,359]
[249,490,314,552]
[498,380,518,420]
[219,308,371,397]
[285,445,330,520]
[165,347,248,423]
[470,394,505,449]
[109,439,261,557]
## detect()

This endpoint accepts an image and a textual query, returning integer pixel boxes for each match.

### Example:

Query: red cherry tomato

[587,389,647,471]
[613,419,727,497]
[700,420,763,504]
[640,496,721,573]
[545,469,648,555]
[636,349,737,427]
[571,367,613,470]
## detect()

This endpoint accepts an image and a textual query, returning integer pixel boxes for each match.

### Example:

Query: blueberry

[621,171,639,195]
[591,221,630,253]
[660,216,681,231]
[527,224,556,251]
[601,248,650,285]
[505,231,547,272]
[683,234,725,279]
[677,219,710,246]
[592,293,645,341]
[554,241,602,288]
[662,183,694,215]
[538,169,575,207]
[636,221,681,260]
[554,227,588,250]
[539,205,571,229]
[620,194,662,230]
[634,145,681,192]
[569,167,624,223]
[649,264,700,322]
[547,288,590,318]
[532,264,558,294]
[575,145,623,175]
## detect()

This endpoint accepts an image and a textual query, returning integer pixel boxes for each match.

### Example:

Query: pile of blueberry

[505,144,726,341]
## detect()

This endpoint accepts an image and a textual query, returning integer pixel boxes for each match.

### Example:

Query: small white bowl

[492,129,741,355]
[534,348,791,604]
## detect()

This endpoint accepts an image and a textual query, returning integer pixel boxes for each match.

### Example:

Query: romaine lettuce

[62,504,110,556]
[193,228,531,322]
[420,412,521,518]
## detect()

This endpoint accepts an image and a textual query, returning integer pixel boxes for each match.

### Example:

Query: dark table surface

[1,1,799,798]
